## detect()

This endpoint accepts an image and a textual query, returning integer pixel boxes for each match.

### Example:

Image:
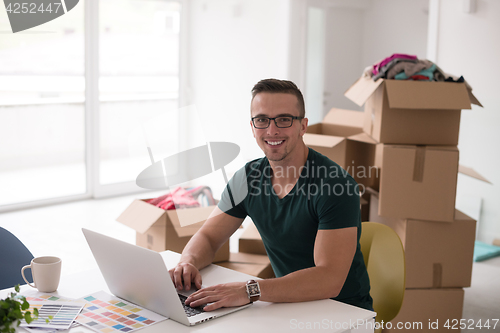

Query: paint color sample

[76,291,166,333]
[21,303,84,330]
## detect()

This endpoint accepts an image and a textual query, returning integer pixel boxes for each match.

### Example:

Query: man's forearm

[258,266,345,303]
[179,232,218,270]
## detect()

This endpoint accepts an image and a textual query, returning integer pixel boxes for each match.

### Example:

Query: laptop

[82,228,252,326]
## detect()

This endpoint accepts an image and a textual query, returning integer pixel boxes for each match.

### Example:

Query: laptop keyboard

[178,294,205,317]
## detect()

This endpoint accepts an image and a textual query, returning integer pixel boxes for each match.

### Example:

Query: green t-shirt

[218,148,373,310]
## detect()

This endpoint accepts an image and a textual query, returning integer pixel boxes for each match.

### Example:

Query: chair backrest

[0,227,34,290]
[360,222,405,325]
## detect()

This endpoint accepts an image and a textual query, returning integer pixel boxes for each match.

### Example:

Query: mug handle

[21,265,36,288]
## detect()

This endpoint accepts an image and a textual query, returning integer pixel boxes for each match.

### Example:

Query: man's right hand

[169,262,203,291]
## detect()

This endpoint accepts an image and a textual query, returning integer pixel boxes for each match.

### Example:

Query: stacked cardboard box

[344,77,482,332]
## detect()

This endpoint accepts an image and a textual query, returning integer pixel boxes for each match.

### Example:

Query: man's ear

[299,117,308,136]
[250,120,256,138]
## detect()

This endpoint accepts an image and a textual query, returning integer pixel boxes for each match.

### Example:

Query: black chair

[0,227,34,290]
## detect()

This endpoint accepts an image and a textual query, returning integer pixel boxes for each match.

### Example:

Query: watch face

[247,283,260,296]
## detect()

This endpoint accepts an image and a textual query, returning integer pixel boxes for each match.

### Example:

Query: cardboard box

[345,77,482,145]
[215,252,275,279]
[116,199,229,263]
[303,108,379,188]
[375,144,459,221]
[238,221,267,255]
[382,288,464,333]
[369,190,476,288]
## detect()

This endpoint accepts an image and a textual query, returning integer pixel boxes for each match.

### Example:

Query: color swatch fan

[76,291,166,333]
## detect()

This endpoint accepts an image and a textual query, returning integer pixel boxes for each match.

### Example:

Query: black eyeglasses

[251,116,303,129]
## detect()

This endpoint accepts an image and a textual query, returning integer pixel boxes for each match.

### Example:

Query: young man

[169,79,372,311]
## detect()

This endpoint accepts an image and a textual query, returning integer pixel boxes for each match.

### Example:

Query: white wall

[361,0,429,69]
[323,0,429,115]
[436,0,500,243]
[324,6,364,112]
[184,0,291,196]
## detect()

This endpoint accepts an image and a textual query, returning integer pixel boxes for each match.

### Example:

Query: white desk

[1,251,375,333]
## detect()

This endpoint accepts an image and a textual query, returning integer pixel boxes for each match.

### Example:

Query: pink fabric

[146,187,200,210]
[408,74,432,81]
[372,53,418,76]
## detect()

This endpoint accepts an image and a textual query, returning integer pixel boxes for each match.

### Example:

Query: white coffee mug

[21,256,62,292]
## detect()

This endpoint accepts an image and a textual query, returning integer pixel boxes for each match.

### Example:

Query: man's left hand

[184,282,251,311]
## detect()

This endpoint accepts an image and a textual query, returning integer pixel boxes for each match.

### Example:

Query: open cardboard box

[345,77,482,145]
[215,252,275,279]
[368,189,476,289]
[116,199,229,263]
[303,108,379,188]
[382,288,464,333]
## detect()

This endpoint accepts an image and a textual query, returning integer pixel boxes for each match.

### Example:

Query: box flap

[385,80,472,110]
[459,165,491,184]
[347,132,378,144]
[344,77,384,107]
[116,199,165,234]
[166,206,216,237]
[306,123,322,134]
[467,88,483,107]
[303,133,345,148]
[454,209,476,222]
[365,186,378,194]
[322,108,364,128]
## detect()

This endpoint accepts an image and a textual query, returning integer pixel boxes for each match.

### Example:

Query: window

[0,0,182,210]
[0,2,85,207]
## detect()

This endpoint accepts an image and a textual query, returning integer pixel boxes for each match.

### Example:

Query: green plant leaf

[1,301,10,309]
[25,311,33,324]
[0,284,40,333]
[12,308,21,319]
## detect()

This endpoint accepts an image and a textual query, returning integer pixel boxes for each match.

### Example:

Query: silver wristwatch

[246,279,261,303]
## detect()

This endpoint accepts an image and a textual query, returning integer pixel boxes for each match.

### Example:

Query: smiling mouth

[265,140,284,146]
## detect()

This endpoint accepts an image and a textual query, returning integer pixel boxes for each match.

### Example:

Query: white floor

[0,191,246,277]
[1,194,499,330]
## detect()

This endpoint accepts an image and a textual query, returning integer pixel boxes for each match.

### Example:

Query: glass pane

[0,2,85,206]
[100,100,180,185]
[99,0,181,185]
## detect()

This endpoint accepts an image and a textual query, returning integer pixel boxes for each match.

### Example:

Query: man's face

[250,92,307,163]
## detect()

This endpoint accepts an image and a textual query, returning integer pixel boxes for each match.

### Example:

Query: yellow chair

[360,222,406,332]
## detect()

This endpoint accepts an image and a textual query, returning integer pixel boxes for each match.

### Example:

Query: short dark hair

[251,79,305,117]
